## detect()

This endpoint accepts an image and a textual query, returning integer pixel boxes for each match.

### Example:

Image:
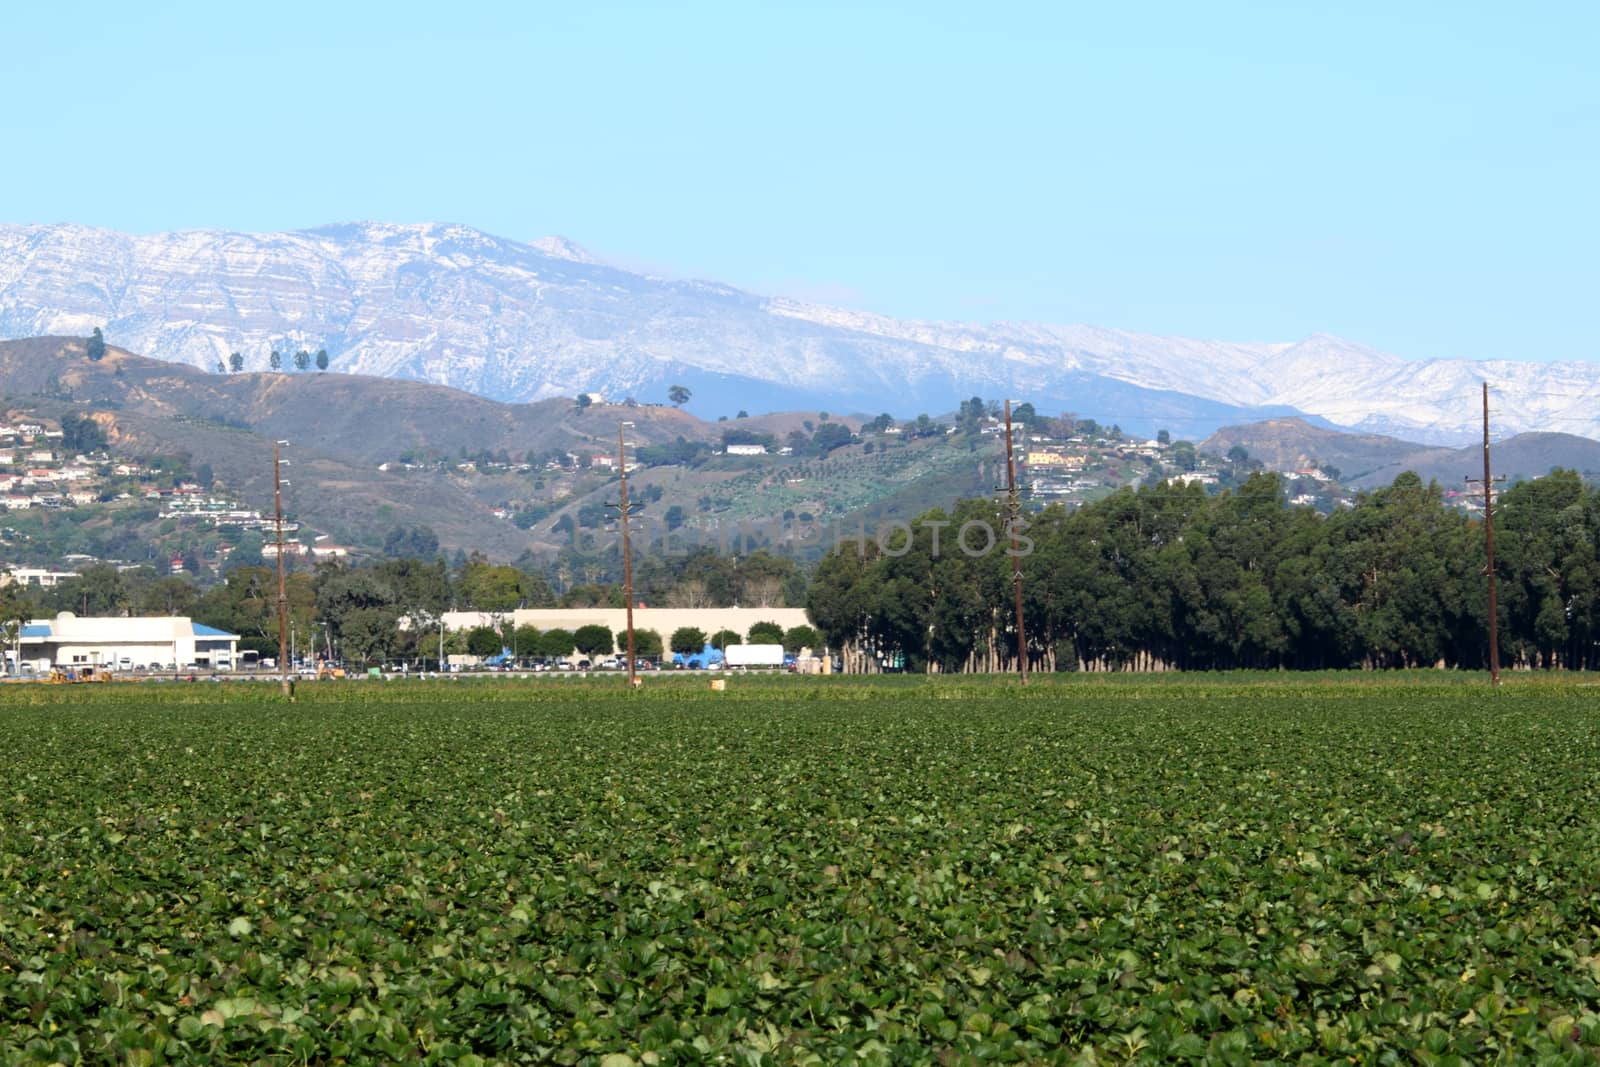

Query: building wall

[436,607,812,646]
[44,640,194,667]
[18,614,238,669]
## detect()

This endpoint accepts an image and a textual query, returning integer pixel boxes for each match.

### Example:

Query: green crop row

[3,677,1600,1063]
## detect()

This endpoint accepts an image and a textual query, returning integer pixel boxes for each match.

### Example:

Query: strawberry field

[4,676,1600,1064]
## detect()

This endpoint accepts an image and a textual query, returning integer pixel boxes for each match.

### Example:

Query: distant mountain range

[1201,417,1600,490]
[2,221,1598,443]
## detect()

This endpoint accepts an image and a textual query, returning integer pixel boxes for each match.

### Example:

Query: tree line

[8,548,815,667]
[806,469,1600,673]
[19,466,1600,672]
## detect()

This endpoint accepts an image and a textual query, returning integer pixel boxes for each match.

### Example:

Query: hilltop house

[4,567,79,587]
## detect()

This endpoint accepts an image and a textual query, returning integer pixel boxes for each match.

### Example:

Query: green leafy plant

[3,675,1599,1062]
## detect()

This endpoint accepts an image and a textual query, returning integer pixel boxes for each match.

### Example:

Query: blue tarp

[671,644,726,668]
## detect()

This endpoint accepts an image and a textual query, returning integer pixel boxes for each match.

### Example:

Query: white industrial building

[13,613,239,672]
[423,607,810,647]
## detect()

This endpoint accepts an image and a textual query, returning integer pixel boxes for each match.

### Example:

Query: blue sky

[3,1,1594,362]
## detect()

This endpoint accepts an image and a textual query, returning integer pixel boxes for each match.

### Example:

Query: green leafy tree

[573,624,613,657]
[372,557,451,636]
[708,628,741,651]
[294,350,312,371]
[0,582,37,637]
[85,327,106,361]
[193,566,316,646]
[805,545,877,663]
[512,625,542,656]
[315,348,329,371]
[810,423,853,454]
[138,576,199,617]
[575,394,593,412]
[340,608,397,665]
[314,565,399,656]
[228,352,244,373]
[61,413,108,453]
[782,624,821,655]
[269,350,283,371]
[747,620,784,644]
[459,561,527,612]
[668,384,691,406]
[466,626,502,657]
[537,628,576,659]
[1168,440,1198,472]
[615,628,664,658]
[44,564,129,616]
[670,626,706,656]
[382,525,440,559]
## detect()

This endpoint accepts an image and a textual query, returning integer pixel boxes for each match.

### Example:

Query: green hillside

[0,337,1001,567]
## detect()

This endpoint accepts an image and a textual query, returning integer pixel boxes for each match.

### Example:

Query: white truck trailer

[722,643,785,668]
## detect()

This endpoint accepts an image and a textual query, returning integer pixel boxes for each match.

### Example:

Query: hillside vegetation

[0,338,1001,563]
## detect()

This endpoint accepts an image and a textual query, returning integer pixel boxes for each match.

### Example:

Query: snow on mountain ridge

[0,221,1594,443]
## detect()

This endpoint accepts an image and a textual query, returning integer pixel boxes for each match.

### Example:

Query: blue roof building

[14,612,239,672]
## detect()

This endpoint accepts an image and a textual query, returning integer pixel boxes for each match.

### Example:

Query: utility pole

[606,422,642,686]
[1466,382,1505,686]
[273,441,291,698]
[1003,400,1028,685]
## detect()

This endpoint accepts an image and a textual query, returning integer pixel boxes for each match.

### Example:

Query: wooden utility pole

[273,441,291,698]
[608,422,641,686]
[1466,382,1504,686]
[1004,400,1028,685]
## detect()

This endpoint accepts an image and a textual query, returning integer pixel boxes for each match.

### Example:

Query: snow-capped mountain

[0,221,1592,443]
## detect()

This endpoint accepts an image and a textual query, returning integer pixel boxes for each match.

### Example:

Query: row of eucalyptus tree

[806,470,1600,673]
